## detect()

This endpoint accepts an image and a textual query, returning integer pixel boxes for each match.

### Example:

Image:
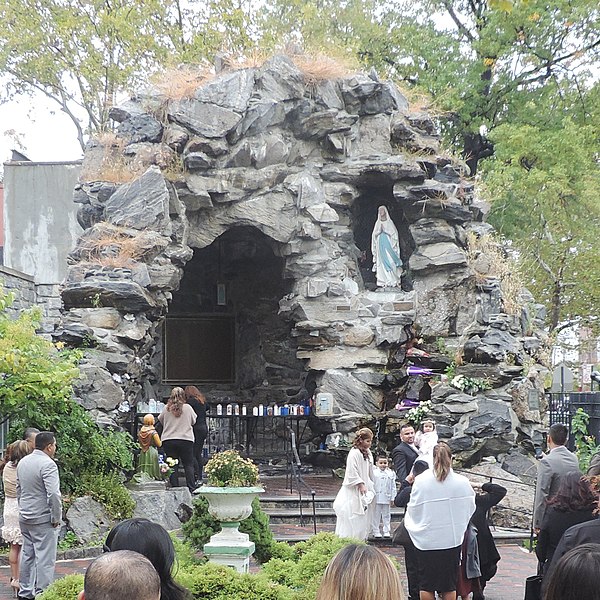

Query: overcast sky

[0,91,83,167]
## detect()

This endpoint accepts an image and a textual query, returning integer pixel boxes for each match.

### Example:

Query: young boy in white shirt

[371,454,396,538]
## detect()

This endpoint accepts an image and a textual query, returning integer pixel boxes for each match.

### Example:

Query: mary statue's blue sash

[378,232,402,272]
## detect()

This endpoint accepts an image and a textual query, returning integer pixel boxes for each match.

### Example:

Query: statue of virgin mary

[371,206,403,287]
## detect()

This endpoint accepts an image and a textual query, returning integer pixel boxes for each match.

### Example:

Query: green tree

[0,289,135,493]
[259,0,599,329]
[261,0,599,173]
[483,85,600,331]
[0,0,255,151]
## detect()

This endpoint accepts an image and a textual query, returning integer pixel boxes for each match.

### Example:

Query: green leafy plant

[75,471,135,520]
[176,561,295,600]
[444,362,457,380]
[204,450,259,487]
[36,574,84,600]
[571,408,600,473]
[259,532,363,597]
[57,531,80,551]
[182,497,275,564]
[0,288,136,494]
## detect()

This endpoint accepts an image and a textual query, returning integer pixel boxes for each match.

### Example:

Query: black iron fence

[548,392,600,450]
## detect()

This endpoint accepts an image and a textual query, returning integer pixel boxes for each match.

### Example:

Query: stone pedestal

[198,486,264,574]
[203,522,256,573]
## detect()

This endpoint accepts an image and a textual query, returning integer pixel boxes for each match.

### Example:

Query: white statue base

[203,522,255,573]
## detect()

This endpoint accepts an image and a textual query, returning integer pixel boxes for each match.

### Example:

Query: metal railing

[548,392,600,449]
[286,426,317,534]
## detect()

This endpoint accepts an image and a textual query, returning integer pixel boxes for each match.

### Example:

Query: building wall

[3,161,82,284]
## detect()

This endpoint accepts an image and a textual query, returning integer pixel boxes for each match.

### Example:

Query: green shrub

[37,574,84,600]
[75,471,135,520]
[0,289,136,495]
[171,533,204,571]
[183,497,275,563]
[176,561,295,600]
[259,532,360,597]
[572,408,600,472]
[269,541,295,561]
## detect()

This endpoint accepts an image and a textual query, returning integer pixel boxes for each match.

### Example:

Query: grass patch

[73,222,156,268]
[151,65,214,101]
[80,133,144,184]
[466,232,523,315]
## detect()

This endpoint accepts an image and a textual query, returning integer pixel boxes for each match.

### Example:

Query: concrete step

[260,496,336,510]
[272,524,530,545]
[265,506,406,524]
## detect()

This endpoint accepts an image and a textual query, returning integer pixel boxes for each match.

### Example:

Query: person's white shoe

[373,533,382,538]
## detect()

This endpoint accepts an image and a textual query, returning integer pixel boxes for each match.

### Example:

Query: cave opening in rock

[163,226,304,401]
[351,175,414,291]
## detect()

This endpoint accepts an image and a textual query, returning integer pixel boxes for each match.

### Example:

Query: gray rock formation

[59,54,548,466]
[65,488,192,545]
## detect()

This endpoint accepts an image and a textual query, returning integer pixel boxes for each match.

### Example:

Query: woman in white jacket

[333,428,375,540]
[405,442,475,600]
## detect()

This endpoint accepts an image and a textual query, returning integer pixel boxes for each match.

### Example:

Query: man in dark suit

[533,423,580,531]
[392,423,418,482]
[540,516,600,596]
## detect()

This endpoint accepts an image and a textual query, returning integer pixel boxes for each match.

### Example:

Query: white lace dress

[2,462,23,545]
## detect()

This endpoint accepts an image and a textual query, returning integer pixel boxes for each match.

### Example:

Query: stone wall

[57,55,548,464]
[0,266,62,334]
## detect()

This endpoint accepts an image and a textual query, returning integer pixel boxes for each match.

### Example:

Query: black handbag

[524,574,543,600]
[392,519,412,546]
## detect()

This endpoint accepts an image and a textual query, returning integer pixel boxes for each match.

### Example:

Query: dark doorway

[165,226,305,400]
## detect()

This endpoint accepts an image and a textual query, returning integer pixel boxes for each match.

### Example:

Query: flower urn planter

[198,486,264,573]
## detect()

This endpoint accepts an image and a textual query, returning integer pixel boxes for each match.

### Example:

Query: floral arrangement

[405,400,432,428]
[450,374,492,394]
[158,455,178,479]
[204,450,259,487]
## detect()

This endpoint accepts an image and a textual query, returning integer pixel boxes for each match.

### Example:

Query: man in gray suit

[17,431,62,600]
[533,423,580,531]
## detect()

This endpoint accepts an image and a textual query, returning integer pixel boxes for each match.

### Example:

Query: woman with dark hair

[405,442,475,600]
[544,542,600,600]
[333,428,375,540]
[158,387,196,491]
[183,385,208,485]
[104,518,190,600]
[536,471,597,575]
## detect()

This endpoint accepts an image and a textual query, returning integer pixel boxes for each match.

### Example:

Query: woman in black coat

[471,482,507,599]
[184,386,208,485]
[536,471,597,576]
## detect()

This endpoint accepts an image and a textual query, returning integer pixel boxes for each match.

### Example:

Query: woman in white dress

[371,205,403,287]
[333,428,375,540]
[1,440,32,596]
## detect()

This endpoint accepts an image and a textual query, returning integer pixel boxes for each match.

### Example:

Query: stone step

[260,496,336,510]
[272,524,530,545]
[265,506,406,524]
